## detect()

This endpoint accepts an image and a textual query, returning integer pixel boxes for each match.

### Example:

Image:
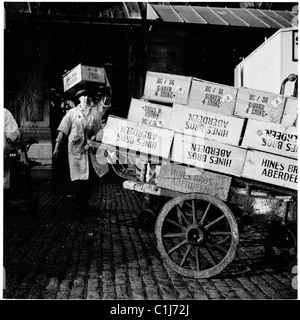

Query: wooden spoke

[203,244,217,266]
[209,242,229,254]
[199,202,211,225]
[195,246,201,271]
[210,231,232,236]
[180,244,193,267]
[165,218,186,231]
[204,214,226,230]
[177,203,184,224]
[167,239,188,255]
[163,232,186,238]
[192,200,197,224]
[176,204,191,226]
[184,202,193,210]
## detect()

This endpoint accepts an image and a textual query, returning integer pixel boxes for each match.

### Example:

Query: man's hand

[102,83,112,106]
[53,147,59,159]
[53,131,64,159]
[53,151,59,159]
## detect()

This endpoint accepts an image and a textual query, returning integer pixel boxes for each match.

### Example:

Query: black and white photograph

[1,0,298,306]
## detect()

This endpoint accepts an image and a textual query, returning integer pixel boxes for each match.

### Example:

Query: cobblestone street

[3,170,297,300]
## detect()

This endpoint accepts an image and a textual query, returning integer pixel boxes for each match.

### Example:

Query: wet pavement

[3,169,297,300]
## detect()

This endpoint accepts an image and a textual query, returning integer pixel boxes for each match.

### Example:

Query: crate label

[271,97,283,108]
[242,150,298,190]
[188,78,238,115]
[234,87,285,123]
[170,133,247,177]
[143,71,192,104]
[127,98,172,128]
[102,116,174,159]
[157,164,231,200]
[242,119,298,159]
[177,86,185,94]
[169,104,244,145]
[83,66,105,82]
[222,94,234,103]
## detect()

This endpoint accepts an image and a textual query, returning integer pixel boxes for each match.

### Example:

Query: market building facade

[4,2,298,167]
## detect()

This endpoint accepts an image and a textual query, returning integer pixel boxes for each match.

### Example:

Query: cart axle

[186,225,205,244]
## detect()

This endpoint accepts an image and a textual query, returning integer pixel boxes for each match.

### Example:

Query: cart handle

[280,73,298,97]
[86,140,141,181]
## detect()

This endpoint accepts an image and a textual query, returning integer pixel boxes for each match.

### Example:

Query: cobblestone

[3,171,297,300]
[199,279,224,299]
[224,278,252,299]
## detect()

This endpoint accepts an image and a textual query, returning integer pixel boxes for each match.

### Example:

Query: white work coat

[57,103,109,181]
[4,108,20,189]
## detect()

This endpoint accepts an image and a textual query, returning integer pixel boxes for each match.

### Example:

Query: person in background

[3,108,20,213]
[53,81,111,217]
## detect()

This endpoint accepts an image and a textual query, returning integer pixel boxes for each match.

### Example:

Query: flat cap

[75,88,93,98]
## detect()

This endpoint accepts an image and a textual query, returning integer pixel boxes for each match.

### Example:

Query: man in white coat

[53,84,111,217]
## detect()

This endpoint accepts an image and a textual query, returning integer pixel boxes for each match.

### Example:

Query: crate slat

[169,103,245,146]
[188,78,238,115]
[242,119,298,159]
[143,71,192,104]
[102,116,174,159]
[241,150,298,190]
[127,98,172,128]
[157,163,232,201]
[233,87,286,123]
[171,133,247,177]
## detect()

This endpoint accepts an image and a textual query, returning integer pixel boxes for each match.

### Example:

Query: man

[3,108,20,212]
[53,84,111,217]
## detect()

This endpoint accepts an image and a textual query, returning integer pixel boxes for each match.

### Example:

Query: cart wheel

[139,209,157,232]
[155,193,239,278]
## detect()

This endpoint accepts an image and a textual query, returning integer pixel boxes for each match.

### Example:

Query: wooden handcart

[88,71,297,279]
[88,139,296,279]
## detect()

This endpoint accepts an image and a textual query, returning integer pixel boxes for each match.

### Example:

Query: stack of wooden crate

[102,71,298,195]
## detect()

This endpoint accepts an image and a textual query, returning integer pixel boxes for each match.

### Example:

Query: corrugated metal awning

[149,5,297,29]
[191,6,228,25]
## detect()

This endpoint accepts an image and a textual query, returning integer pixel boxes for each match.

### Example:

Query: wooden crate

[233,87,286,123]
[127,98,172,128]
[157,164,232,201]
[63,64,106,93]
[188,78,238,115]
[102,116,175,159]
[241,150,298,190]
[241,119,298,159]
[169,103,245,146]
[143,71,192,105]
[280,96,298,127]
[170,133,247,177]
